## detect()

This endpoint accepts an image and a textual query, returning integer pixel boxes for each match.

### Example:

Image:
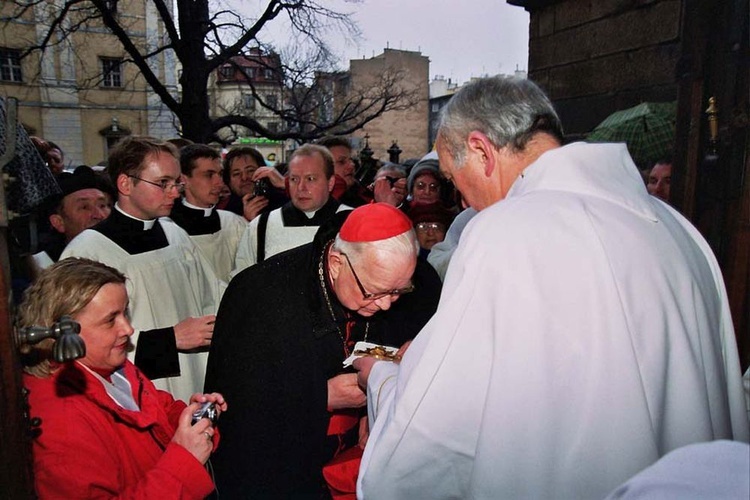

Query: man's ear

[49,213,65,235]
[466,131,496,178]
[327,250,344,281]
[116,173,131,196]
[327,174,336,193]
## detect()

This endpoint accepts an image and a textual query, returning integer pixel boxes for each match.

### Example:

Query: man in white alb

[169,144,247,282]
[355,76,749,499]
[62,136,224,402]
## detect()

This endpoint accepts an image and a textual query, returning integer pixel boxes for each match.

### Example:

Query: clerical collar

[114,203,156,230]
[281,197,341,227]
[182,198,214,217]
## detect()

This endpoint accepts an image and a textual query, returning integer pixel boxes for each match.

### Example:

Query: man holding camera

[221,146,287,221]
[233,144,351,273]
[169,144,247,282]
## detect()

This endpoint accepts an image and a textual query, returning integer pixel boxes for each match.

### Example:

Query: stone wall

[514,0,683,137]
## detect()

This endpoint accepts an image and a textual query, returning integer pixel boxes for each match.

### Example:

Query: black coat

[204,240,441,498]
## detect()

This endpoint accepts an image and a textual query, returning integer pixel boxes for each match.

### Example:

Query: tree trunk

[175,0,214,143]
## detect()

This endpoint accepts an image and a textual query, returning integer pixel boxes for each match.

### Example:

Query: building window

[243,94,255,110]
[264,68,274,80]
[0,48,22,83]
[243,67,255,79]
[431,102,440,112]
[219,65,234,79]
[101,57,122,87]
[265,94,277,108]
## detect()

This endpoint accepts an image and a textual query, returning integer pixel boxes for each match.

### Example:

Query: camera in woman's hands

[191,402,219,426]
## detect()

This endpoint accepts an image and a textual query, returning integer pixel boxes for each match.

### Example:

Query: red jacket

[24,361,215,499]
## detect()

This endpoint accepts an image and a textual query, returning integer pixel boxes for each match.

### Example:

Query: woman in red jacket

[18,257,227,499]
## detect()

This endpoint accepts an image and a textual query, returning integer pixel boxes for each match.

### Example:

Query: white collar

[182,198,214,217]
[114,203,156,230]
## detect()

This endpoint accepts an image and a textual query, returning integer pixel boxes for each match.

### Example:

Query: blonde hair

[17,258,126,378]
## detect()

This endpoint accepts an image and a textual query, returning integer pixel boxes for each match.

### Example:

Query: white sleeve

[231,217,260,277]
[366,361,400,423]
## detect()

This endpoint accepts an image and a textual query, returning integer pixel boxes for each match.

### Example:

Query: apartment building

[0,1,179,167]
[210,49,286,163]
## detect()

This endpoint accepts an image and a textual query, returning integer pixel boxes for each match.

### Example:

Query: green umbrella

[586,101,677,168]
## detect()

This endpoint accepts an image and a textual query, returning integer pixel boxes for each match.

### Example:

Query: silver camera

[191,402,218,426]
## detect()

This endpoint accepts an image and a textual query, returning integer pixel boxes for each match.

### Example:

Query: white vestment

[61,218,226,403]
[184,210,247,282]
[233,203,350,275]
[603,440,750,499]
[358,143,749,499]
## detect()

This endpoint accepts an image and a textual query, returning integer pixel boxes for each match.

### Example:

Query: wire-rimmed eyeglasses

[127,175,185,193]
[340,252,415,300]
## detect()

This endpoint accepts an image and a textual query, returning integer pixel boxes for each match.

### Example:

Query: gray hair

[437,76,563,167]
[375,162,407,179]
[332,230,419,267]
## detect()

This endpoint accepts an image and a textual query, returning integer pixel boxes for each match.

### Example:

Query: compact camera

[254,178,271,198]
[191,402,219,426]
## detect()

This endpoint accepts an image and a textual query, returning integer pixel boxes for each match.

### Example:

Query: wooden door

[674,0,749,368]
[0,99,34,497]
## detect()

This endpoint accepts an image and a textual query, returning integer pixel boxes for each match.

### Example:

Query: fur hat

[408,202,454,228]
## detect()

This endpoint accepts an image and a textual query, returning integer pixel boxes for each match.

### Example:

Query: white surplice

[232,204,351,275]
[186,209,247,282]
[358,143,749,499]
[61,218,226,403]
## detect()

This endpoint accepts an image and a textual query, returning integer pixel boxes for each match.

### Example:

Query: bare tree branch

[2,0,418,144]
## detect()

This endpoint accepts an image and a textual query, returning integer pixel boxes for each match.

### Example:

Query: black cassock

[204,235,441,498]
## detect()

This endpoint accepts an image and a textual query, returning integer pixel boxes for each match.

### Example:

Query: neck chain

[318,244,369,357]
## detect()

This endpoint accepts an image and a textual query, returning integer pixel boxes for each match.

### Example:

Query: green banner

[237,137,283,145]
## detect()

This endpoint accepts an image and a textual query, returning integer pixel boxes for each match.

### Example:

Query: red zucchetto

[339,202,413,242]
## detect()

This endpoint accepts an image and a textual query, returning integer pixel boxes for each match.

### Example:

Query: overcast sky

[330,0,530,85]
[242,0,529,87]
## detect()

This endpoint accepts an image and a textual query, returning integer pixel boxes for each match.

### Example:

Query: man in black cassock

[204,203,441,498]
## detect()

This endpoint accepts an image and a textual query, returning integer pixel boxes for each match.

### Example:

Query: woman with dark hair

[20,257,227,499]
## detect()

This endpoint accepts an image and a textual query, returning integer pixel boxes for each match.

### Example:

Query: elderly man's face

[436,136,503,211]
[51,188,110,242]
[437,139,485,210]
[328,247,416,317]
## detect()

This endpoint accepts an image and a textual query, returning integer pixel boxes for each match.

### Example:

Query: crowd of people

[10,76,749,499]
